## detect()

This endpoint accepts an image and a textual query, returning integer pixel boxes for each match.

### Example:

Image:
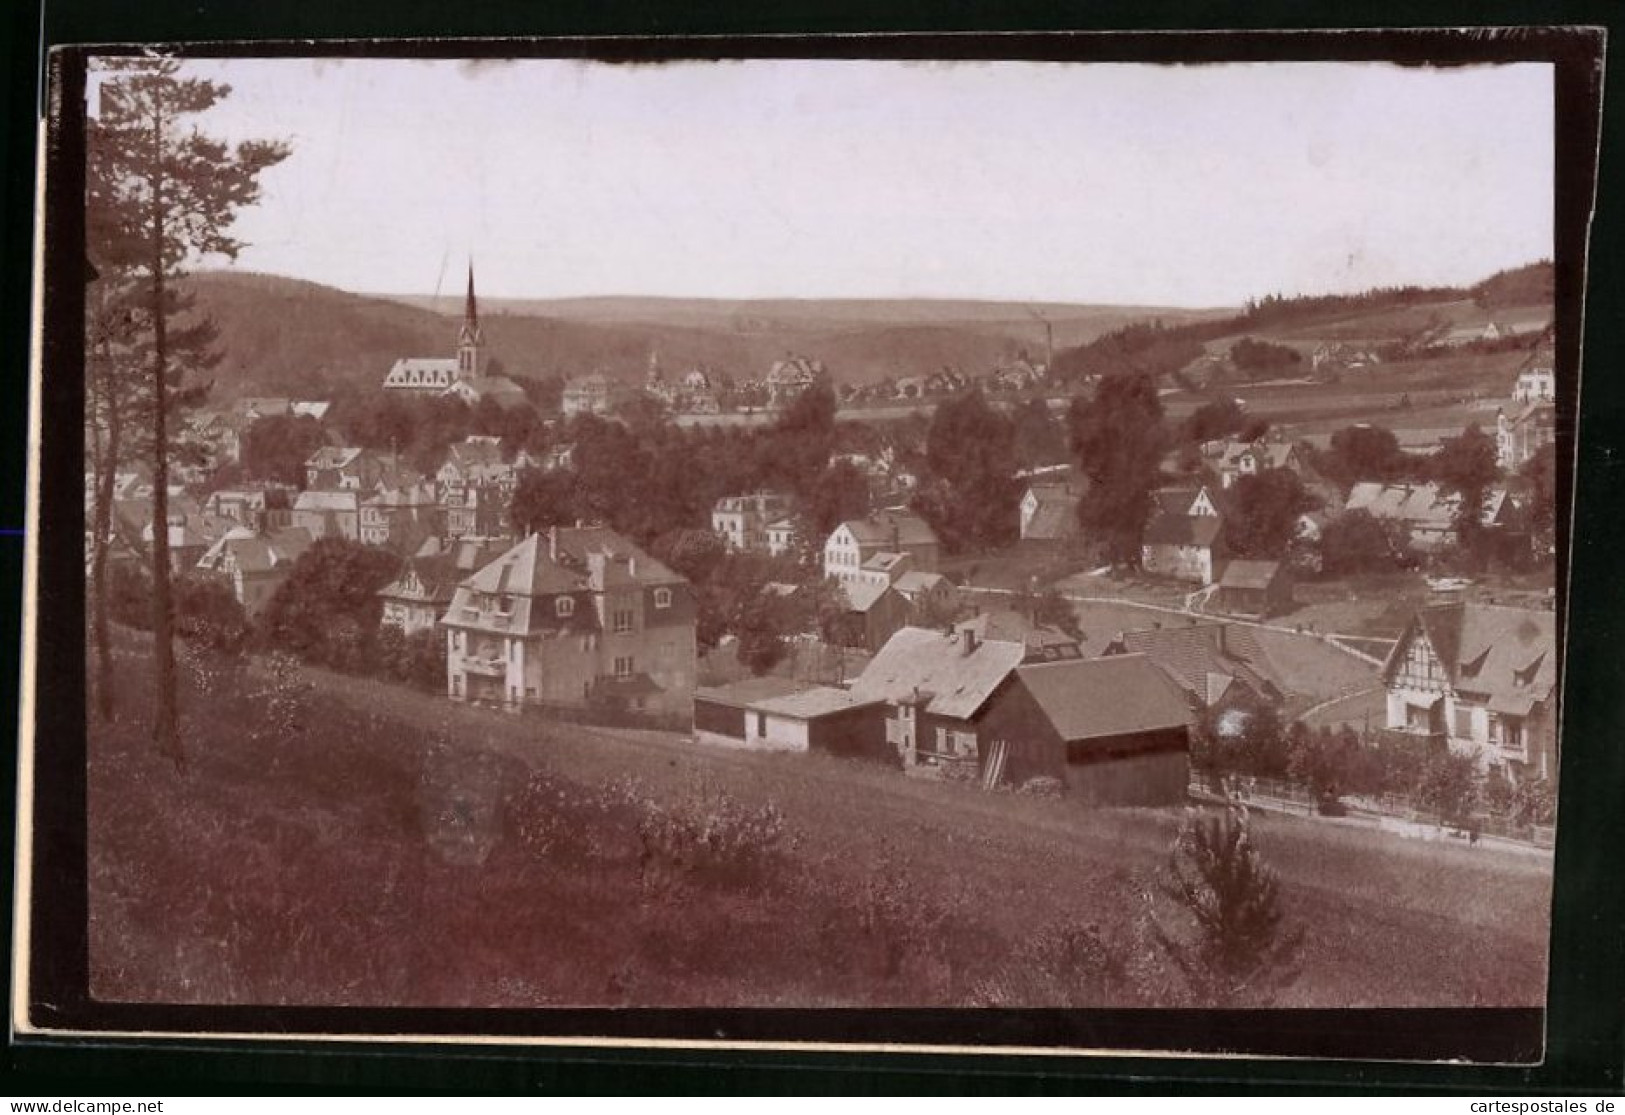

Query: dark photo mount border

[9,11,1623,1095]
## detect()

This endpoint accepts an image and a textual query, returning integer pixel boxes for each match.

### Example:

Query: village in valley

[79,57,1562,1012]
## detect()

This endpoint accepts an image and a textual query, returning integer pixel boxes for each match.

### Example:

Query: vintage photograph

[35,44,1577,1048]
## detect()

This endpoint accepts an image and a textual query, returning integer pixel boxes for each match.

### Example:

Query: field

[87,632,1553,1011]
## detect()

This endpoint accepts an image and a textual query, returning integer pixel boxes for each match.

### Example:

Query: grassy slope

[89,633,1551,1010]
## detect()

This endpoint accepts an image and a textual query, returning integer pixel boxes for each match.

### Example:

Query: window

[614,655,634,677]
[936,727,948,752]
[613,608,635,633]
[1454,704,1475,739]
[653,587,672,609]
[556,596,575,618]
[757,712,767,738]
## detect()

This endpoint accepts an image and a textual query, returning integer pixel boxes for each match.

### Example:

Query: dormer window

[653,587,672,609]
[556,596,575,618]
[495,594,514,615]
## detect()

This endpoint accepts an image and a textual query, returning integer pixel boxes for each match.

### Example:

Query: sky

[89,57,1555,308]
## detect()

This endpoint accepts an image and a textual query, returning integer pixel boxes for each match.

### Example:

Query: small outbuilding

[1214,559,1293,618]
[979,653,1193,805]
[692,677,888,760]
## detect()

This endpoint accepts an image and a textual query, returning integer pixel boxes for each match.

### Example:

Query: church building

[382,266,491,395]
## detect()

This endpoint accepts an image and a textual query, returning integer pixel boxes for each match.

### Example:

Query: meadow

[88,633,1553,1010]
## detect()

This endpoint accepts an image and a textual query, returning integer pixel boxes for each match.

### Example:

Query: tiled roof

[1114,623,1281,705]
[751,686,885,719]
[1024,496,1079,541]
[695,676,811,709]
[849,626,1027,721]
[1346,482,1508,530]
[1386,603,1557,706]
[844,580,894,613]
[1017,654,1192,742]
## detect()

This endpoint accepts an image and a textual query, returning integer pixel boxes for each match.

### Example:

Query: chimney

[548,525,558,561]
[963,628,978,656]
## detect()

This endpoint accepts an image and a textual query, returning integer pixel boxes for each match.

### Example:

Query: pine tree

[88,58,289,766]
[1153,806,1305,1005]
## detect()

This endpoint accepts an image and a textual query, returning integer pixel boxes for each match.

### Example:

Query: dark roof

[1386,603,1556,705]
[841,511,940,550]
[1219,560,1284,591]
[1113,623,1282,705]
[694,676,811,709]
[1024,493,1080,541]
[1016,654,1192,742]
[1144,512,1224,547]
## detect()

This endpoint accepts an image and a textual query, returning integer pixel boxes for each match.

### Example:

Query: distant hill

[179,270,1232,402]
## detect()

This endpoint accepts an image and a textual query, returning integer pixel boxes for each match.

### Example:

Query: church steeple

[456,262,483,381]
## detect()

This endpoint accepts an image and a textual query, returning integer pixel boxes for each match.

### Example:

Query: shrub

[1152,806,1305,1006]
[248,651,314,748]
[1413,749,1480,826]
[174,574,250,654]
[617,776,794,894]
[1017,776,1065,799]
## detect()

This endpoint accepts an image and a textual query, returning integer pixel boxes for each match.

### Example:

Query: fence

[1190,771,1556,848]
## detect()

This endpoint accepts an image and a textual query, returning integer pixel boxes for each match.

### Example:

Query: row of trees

[86,59,291,766]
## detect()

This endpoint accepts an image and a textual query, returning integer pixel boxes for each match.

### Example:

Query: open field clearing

[89,633,1552,1010]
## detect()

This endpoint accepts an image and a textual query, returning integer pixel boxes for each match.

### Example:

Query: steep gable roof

[840,510,939,550]
[1144,512,1224,547]
[848,626,1026,720]
[1016,654,1192,742]
[1387,603,1557,709]
[1114,622,1282,704]
[1219,559,1283,591]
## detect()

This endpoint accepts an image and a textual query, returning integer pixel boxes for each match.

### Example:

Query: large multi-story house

[712,491,795,553]
[1512,343,1556,403]
[1019,482,1081,552]
[823,510,940,584]
[1141,486,1225,584]
[1496,401,1557,472]
[1381,602,1558,782]
[441,526,697,718]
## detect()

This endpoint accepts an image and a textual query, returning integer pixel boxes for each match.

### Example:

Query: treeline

[1049,264,1551,386]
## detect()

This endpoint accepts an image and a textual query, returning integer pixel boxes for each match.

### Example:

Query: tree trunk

[90,333,119,722]
[147,100,183,770]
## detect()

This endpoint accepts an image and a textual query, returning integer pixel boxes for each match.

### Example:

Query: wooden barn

[692,677,888,760]
[1214,559,1293,618]
[978,653,1194,805]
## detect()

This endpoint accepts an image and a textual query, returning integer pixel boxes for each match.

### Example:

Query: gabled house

[195,526,314,616]
[823,510,940,583]
[1214,559,1293,618]
[377,536,507,636]
[1101,622,1284,715]
[895,570,957,617]
[1381,602,1558,781]
[765,354,825,408]
[765,517,797,558]
[836,579,912,653]
[441,526,696,718]
[291,489,361,542]
[1141,486,1225,584]
[445,374,529,410]
[1511,343,1556,403]
[847,626,1029,775]
[977,654,1194,804]
[711,491,795,553]
[1207,437,1305,490]
[1018,483,1081,551]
